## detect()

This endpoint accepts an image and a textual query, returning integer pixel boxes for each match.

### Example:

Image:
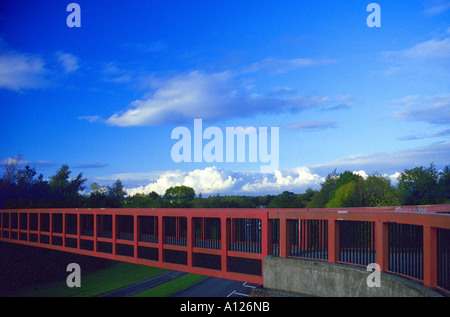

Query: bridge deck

[1,205,449,293]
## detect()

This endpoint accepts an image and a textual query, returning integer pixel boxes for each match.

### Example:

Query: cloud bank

[124,166,325,196]
[122,141,450,196]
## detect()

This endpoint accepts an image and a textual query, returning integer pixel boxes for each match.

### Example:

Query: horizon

[1,1,449,197]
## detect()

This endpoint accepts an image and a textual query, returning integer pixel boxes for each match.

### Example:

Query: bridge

[1,205,449,296]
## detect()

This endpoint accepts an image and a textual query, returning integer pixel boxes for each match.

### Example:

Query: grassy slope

[132,274,207,297]
[11,262,169,297]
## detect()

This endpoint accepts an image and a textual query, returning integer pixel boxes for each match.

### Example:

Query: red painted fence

[1,205,449,293]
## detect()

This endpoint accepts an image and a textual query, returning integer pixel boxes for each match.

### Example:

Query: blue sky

[1,0,449,196]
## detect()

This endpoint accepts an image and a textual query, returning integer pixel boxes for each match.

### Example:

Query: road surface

[171,276,259,297]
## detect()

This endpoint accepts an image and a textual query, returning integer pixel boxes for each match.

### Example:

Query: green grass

[132,274,207,297]
[13,262,168,297]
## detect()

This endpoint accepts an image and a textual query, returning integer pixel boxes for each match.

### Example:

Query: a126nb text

[180,301,270,314]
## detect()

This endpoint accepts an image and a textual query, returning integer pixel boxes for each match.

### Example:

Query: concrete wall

[263,256,442,297]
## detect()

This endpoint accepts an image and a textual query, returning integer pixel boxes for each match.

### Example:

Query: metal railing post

[375,220,388,271]
[328,219,340,263]
[423,225,437,289]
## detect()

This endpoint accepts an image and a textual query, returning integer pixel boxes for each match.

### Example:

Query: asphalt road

[98,269,258,297]
[171,277,259,297]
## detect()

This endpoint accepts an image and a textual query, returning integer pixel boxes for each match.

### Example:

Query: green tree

[308,170,360,208]
[438,166,450,203]
[308,170,339,208]
[49,165,86,207]
[268,191,305,208]
[326,178,363,208]
[164,186,196,207]
[397,164,441,205]
[362,174,399,207]
[107,180,126,199]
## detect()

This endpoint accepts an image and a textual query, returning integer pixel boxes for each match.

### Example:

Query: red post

[423,225,437,289]
[158,215,164,264]
[94,213,97,252]
[27,213,30,242]
[77,213,81,250]
[261,216,269,257]
[17,212,20,239]
[221,217,229,274]
[187,216,193,269]
[134,214,138,262]
[328,219,340,263]
[49,213,53,245]
[37,212,40,244]
[112,214,116,256]
[375,220,388,271]
[62,213,66,247]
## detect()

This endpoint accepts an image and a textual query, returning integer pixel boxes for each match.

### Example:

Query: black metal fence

[339,220,376,266]
[388,223,423,280]
[289,219,328,260]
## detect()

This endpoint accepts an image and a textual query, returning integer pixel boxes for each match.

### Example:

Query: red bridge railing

[1,205,449,293]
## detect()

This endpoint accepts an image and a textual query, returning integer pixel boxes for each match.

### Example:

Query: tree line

[1,159,449,210]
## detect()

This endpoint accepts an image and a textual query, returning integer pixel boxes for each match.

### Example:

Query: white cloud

[353,170,368,179]
[125,167,238,196]
[382,37,450,75]
[393,94,450,126]
[104,70,331,127]
[389,172,401,184]
[242,57,336,74]
[240,167,324,194]
[402,38,450,59]
[424,0,450,15]
[0,51,46,90]
[57,52,79,73]
[283,120,339,132]
[384,38,450,60]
